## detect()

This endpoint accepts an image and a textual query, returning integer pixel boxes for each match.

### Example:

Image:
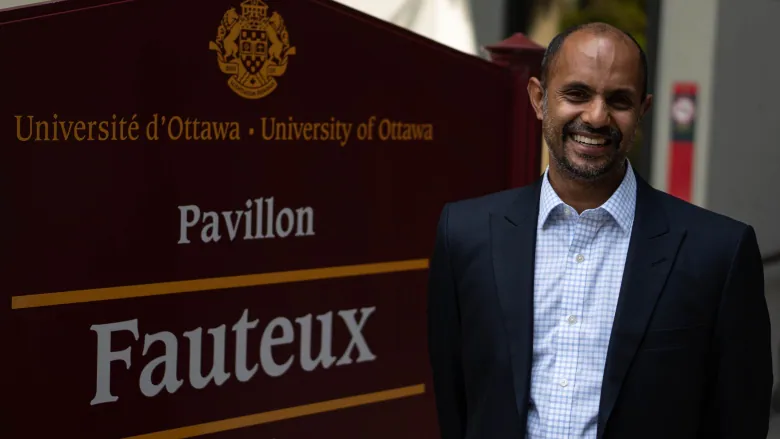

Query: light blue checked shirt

[526,162,637,439]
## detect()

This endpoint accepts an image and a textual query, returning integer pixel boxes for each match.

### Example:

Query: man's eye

[610,97,633,109]
[565,91,588,101]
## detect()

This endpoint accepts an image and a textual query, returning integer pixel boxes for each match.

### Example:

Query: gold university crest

[209,0,296,99]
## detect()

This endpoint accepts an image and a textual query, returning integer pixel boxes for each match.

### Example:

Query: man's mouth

[569,133,611,147]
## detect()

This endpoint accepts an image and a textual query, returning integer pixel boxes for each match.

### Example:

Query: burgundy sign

[0,0,539,437]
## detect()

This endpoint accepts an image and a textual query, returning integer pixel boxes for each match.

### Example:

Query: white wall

[333,0,479,55]
[0,0,45,8]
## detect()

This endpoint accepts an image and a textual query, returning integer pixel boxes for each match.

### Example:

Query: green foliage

[559,0,647,50]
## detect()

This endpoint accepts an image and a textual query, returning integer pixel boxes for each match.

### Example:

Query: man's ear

[527,77,545,121]
[640,94,654,118]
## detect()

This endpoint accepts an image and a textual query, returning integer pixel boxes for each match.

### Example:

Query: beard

[542,100,632,182]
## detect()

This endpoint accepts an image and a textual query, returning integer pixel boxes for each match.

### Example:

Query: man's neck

[547,162,627,214]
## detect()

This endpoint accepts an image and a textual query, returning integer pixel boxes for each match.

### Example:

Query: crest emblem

[209,0,296,99]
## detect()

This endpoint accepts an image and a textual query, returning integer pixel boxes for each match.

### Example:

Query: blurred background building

[326,0,778,260]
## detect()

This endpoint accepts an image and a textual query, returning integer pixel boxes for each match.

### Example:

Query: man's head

[528,22,653,182]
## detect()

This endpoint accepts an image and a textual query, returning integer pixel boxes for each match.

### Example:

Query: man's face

[529,31,652,181]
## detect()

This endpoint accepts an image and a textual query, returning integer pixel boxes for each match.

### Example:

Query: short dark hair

[540,22,648,100]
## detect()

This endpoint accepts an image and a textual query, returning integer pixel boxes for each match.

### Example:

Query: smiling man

[427,23,772,439]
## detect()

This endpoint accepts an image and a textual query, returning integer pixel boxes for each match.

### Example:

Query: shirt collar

[538,160,637,234]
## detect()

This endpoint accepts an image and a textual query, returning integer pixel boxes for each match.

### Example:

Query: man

[426,22,772,439]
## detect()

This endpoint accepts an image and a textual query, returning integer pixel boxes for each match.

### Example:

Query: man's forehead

[552,30,641,90]
[559,30,637,66]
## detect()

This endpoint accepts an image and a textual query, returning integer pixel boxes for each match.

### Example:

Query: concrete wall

[650,0,719,207]
[468,0,506,55]
[706,0,780,257]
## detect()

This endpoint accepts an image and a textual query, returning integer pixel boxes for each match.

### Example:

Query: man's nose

[580,98,610,128]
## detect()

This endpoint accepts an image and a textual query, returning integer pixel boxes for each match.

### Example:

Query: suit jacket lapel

[490,178,542,431]
[597,177,686,438]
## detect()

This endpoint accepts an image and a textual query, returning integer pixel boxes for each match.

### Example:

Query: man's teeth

[571,134,607,145]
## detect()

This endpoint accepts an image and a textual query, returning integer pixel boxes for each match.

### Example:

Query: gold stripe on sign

[11,259,429,309]
[123,384,426,439]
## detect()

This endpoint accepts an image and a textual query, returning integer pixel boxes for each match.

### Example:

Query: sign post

[668,81,698,202]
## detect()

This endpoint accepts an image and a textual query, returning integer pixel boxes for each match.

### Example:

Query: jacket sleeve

[427,203,467,439]
[705,225,773,437]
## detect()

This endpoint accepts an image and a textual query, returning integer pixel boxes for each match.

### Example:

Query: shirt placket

[573,213,605,437]
[557,210,599,435]
[544,210,569,431]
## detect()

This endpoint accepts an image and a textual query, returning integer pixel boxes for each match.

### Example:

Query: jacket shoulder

[655,189,750,235]
[437,183,537,246]
[650,188,756,264]
[446,187,525,218]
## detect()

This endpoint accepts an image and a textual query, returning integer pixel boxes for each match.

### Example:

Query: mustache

[563,121,622,145]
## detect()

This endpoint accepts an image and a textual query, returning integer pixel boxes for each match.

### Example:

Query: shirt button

[560,379,569,387]
[567,315,577,324]
[576,254,585,263]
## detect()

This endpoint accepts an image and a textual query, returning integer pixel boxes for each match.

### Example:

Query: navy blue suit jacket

[426,174,772,439]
